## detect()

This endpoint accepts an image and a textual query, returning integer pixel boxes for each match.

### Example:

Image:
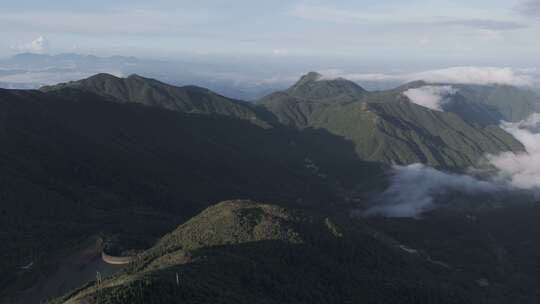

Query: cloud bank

[368,112,540,218]
[319,67,537,87]
[13,36,49,54]
[488,113,540,190]
[365,164,500,218]
[403,85,457,111]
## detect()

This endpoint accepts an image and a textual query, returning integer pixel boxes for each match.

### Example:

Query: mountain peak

[87,73,121,81]
[303,71,323,81]
[127,73,146,80]
[286,71,366,101]
[39,73,121,92]
[294,71,326,86]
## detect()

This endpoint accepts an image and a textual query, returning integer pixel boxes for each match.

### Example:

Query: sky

[1,0,540,70]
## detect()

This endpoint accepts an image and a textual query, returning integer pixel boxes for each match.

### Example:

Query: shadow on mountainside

[0,88,383,302]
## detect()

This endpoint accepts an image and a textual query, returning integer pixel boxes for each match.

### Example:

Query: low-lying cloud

[403,85,457,111]
[320,67,537,87]
[12,36,50,54]
[488,113,540,190]
[368,112,540,218]
[365,164,500,218]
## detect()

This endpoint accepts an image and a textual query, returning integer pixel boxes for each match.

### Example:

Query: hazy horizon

[1,1,540,66]
[1,1,540,99]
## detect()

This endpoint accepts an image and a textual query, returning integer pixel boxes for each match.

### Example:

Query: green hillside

[308,100,522,168]
[260,73,525,169]
[453,84,540,122]
[53,201,540,304]
[43,73,534,170]
[391,81,540,123]
[41,74,272,127]
[260,72,368,128]
[54,200,476,304]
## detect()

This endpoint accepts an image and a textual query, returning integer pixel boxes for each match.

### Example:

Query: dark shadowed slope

[54,200,476,304]
[0,87,382,303]
[368,203,540,304]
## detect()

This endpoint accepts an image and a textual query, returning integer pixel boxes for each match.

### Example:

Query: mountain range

[41,74,272,127]
[261,72,530,168]
[2,71,540,303]
[43,72,537,169]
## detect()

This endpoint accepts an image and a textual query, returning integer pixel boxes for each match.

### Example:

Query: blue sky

[1,0,539,68]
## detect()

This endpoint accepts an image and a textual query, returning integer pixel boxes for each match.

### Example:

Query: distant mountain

[4,52,138,67]
[41,74,272,127]
[0,53,290,100]
[452,84,540,122]
[260,72,525,169]
[260,72,368,128]
[286,71,367,102]
[393,81,540,123]
[53,200,475,304]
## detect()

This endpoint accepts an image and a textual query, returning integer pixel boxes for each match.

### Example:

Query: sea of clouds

[319,66,540,88]
[364,163,501,218]
[402,85,457,111]
[488,114,540,190]
[367,112,540,218]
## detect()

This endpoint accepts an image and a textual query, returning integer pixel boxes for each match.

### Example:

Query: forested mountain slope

[41,74,271,127]
[54,200,477,304]
[260,73,527,169]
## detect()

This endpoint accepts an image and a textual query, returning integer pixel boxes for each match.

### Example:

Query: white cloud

[413,67,534,86]
[272,49,290,56]
[13,36,50,54]
[365,164,500,218]
[255,74,301,85]
[367,112,540,218]
[319,67,537,87]
[420,36,431,46]
[403,85,457,111]
[363,101,540,219]
[488,113,540,190]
